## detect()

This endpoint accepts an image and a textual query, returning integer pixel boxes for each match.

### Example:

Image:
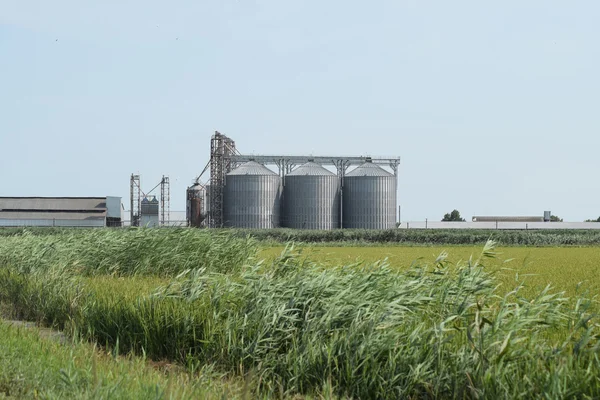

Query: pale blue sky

[1,1,598,221]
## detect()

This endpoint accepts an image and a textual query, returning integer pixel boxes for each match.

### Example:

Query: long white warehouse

[0,196,122,227]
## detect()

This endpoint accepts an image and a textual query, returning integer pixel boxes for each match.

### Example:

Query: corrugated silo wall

[187,187,204,227]
[189,198,203,227]
[141,198,159,227]
[224,175,281,228]
[342,176,396,229]
[283,175,340,229]
[141,202,159,216]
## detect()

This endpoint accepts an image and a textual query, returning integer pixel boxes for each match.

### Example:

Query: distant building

[472,216,544,222]
[0,196,122,227]
[472,211,552,223]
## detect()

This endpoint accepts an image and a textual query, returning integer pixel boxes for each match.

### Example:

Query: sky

[1,1,599,222]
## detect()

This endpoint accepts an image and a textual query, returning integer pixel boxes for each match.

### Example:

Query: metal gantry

[160,175,170,226]
[230,155,400,181]
[209,131,238,227]
[129,174,172,227]
[130,174,141,227]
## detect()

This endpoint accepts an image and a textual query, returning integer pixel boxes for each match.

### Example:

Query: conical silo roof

[189,183,203,192]
[346,162,393,177]
[288,162,335,176]
[141,195,159,203]
[228,161,277,176]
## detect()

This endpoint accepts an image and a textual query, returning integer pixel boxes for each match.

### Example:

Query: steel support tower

[160,175,170,226]
[130,174,141,227]
[209,131,237,227]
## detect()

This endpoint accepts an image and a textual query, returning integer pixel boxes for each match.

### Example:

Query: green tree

[442,209,466,222]
[550,215,563,222]
[584,217,600,222]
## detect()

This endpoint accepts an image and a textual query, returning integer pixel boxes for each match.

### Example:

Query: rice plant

[225,228,600,246]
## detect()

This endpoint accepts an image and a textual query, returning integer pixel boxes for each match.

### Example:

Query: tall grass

[1,230,599,398]
[5,226,600,246]
[7,227,600,246]
[0,228,256,276]
[0,320,250,399]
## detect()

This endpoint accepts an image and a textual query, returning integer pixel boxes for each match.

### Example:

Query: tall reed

[0,228,257,276]
[1,234,599,398]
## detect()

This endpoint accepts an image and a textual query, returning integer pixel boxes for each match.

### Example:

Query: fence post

[425,218,428,229]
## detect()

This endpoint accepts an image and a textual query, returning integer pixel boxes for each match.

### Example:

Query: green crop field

[1,229,600,399]
[260,246,600,299]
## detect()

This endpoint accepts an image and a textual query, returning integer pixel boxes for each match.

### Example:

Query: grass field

[1,229,600,398]
[0,320,249,399]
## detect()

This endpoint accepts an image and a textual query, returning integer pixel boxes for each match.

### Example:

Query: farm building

[0,196,122,227]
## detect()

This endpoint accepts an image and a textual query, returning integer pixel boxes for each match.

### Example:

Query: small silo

[224,161,281,228]
[186,184,204,228]
[343,161,396,229]
[141,196,160,227]
[283,162,340,229]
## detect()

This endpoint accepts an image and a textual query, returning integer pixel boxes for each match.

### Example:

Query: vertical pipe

[339,181,343,229]
[338,161,344,229]
[130,174,133,226]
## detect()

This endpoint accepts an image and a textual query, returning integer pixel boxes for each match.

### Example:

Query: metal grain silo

[343,161,396,229]
[224,161,281,228]
[186,184,205,228]
[283,162,340,230]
